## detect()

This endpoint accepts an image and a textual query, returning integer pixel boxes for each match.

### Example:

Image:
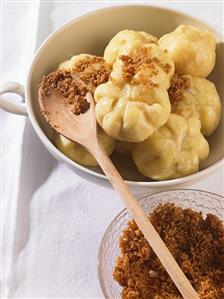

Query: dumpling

[168,74,221,136]
[104,30,158,66]
[54,129,115,167]
[110,45,175,89]
[115,141,133,156]
[132,114,209,180]
[158,25,216,77]
[59,54,111,92]
[94,81,171,142]
[96,41,174,142]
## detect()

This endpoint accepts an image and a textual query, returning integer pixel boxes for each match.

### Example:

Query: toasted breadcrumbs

[152,56,171,74]
[168,74,190,106]
[40,69,89,115]
[40,56,110,115]
[119,48,171,86]
[113,203,224,299]
[72,56,110,90]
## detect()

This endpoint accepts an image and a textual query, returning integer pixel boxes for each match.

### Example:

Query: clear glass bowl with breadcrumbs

[97,189,224,299]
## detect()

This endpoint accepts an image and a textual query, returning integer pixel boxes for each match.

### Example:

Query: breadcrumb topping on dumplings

[59,54,111,92]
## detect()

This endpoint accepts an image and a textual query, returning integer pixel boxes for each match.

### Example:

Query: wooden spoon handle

[89,142,199,299]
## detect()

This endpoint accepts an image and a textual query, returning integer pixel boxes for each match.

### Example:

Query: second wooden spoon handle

[89,142,199,299]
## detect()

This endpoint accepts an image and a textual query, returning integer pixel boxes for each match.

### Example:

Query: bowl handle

[0,81,28,116]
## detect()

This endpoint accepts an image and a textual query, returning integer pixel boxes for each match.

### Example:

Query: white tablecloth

[1,1,223,298]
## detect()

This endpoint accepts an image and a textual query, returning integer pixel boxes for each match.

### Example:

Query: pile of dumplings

[54,25,221,180]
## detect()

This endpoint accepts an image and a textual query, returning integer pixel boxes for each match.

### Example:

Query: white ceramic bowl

[98,189,224,298]
[1,5,223,193]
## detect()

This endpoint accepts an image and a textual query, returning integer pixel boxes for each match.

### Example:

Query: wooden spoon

[38,86,199,299]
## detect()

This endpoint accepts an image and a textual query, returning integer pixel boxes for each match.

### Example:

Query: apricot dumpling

[169,75,221,136]
[54,129,115,167]
[104,30,158,66]
[94,81,171,142]
[158,25,216,77]
[132,114,209,180]
[59,54,110,92]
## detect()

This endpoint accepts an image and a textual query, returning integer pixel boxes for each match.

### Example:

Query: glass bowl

[98,189,224,299]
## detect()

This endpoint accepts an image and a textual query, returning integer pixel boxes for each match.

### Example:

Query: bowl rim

[97,188,224,298]
[26,4,224,187]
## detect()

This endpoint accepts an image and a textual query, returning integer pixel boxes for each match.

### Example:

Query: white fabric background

[1,1,224,298]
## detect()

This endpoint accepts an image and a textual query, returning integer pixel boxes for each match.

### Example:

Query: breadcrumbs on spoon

[40,69,90,115]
